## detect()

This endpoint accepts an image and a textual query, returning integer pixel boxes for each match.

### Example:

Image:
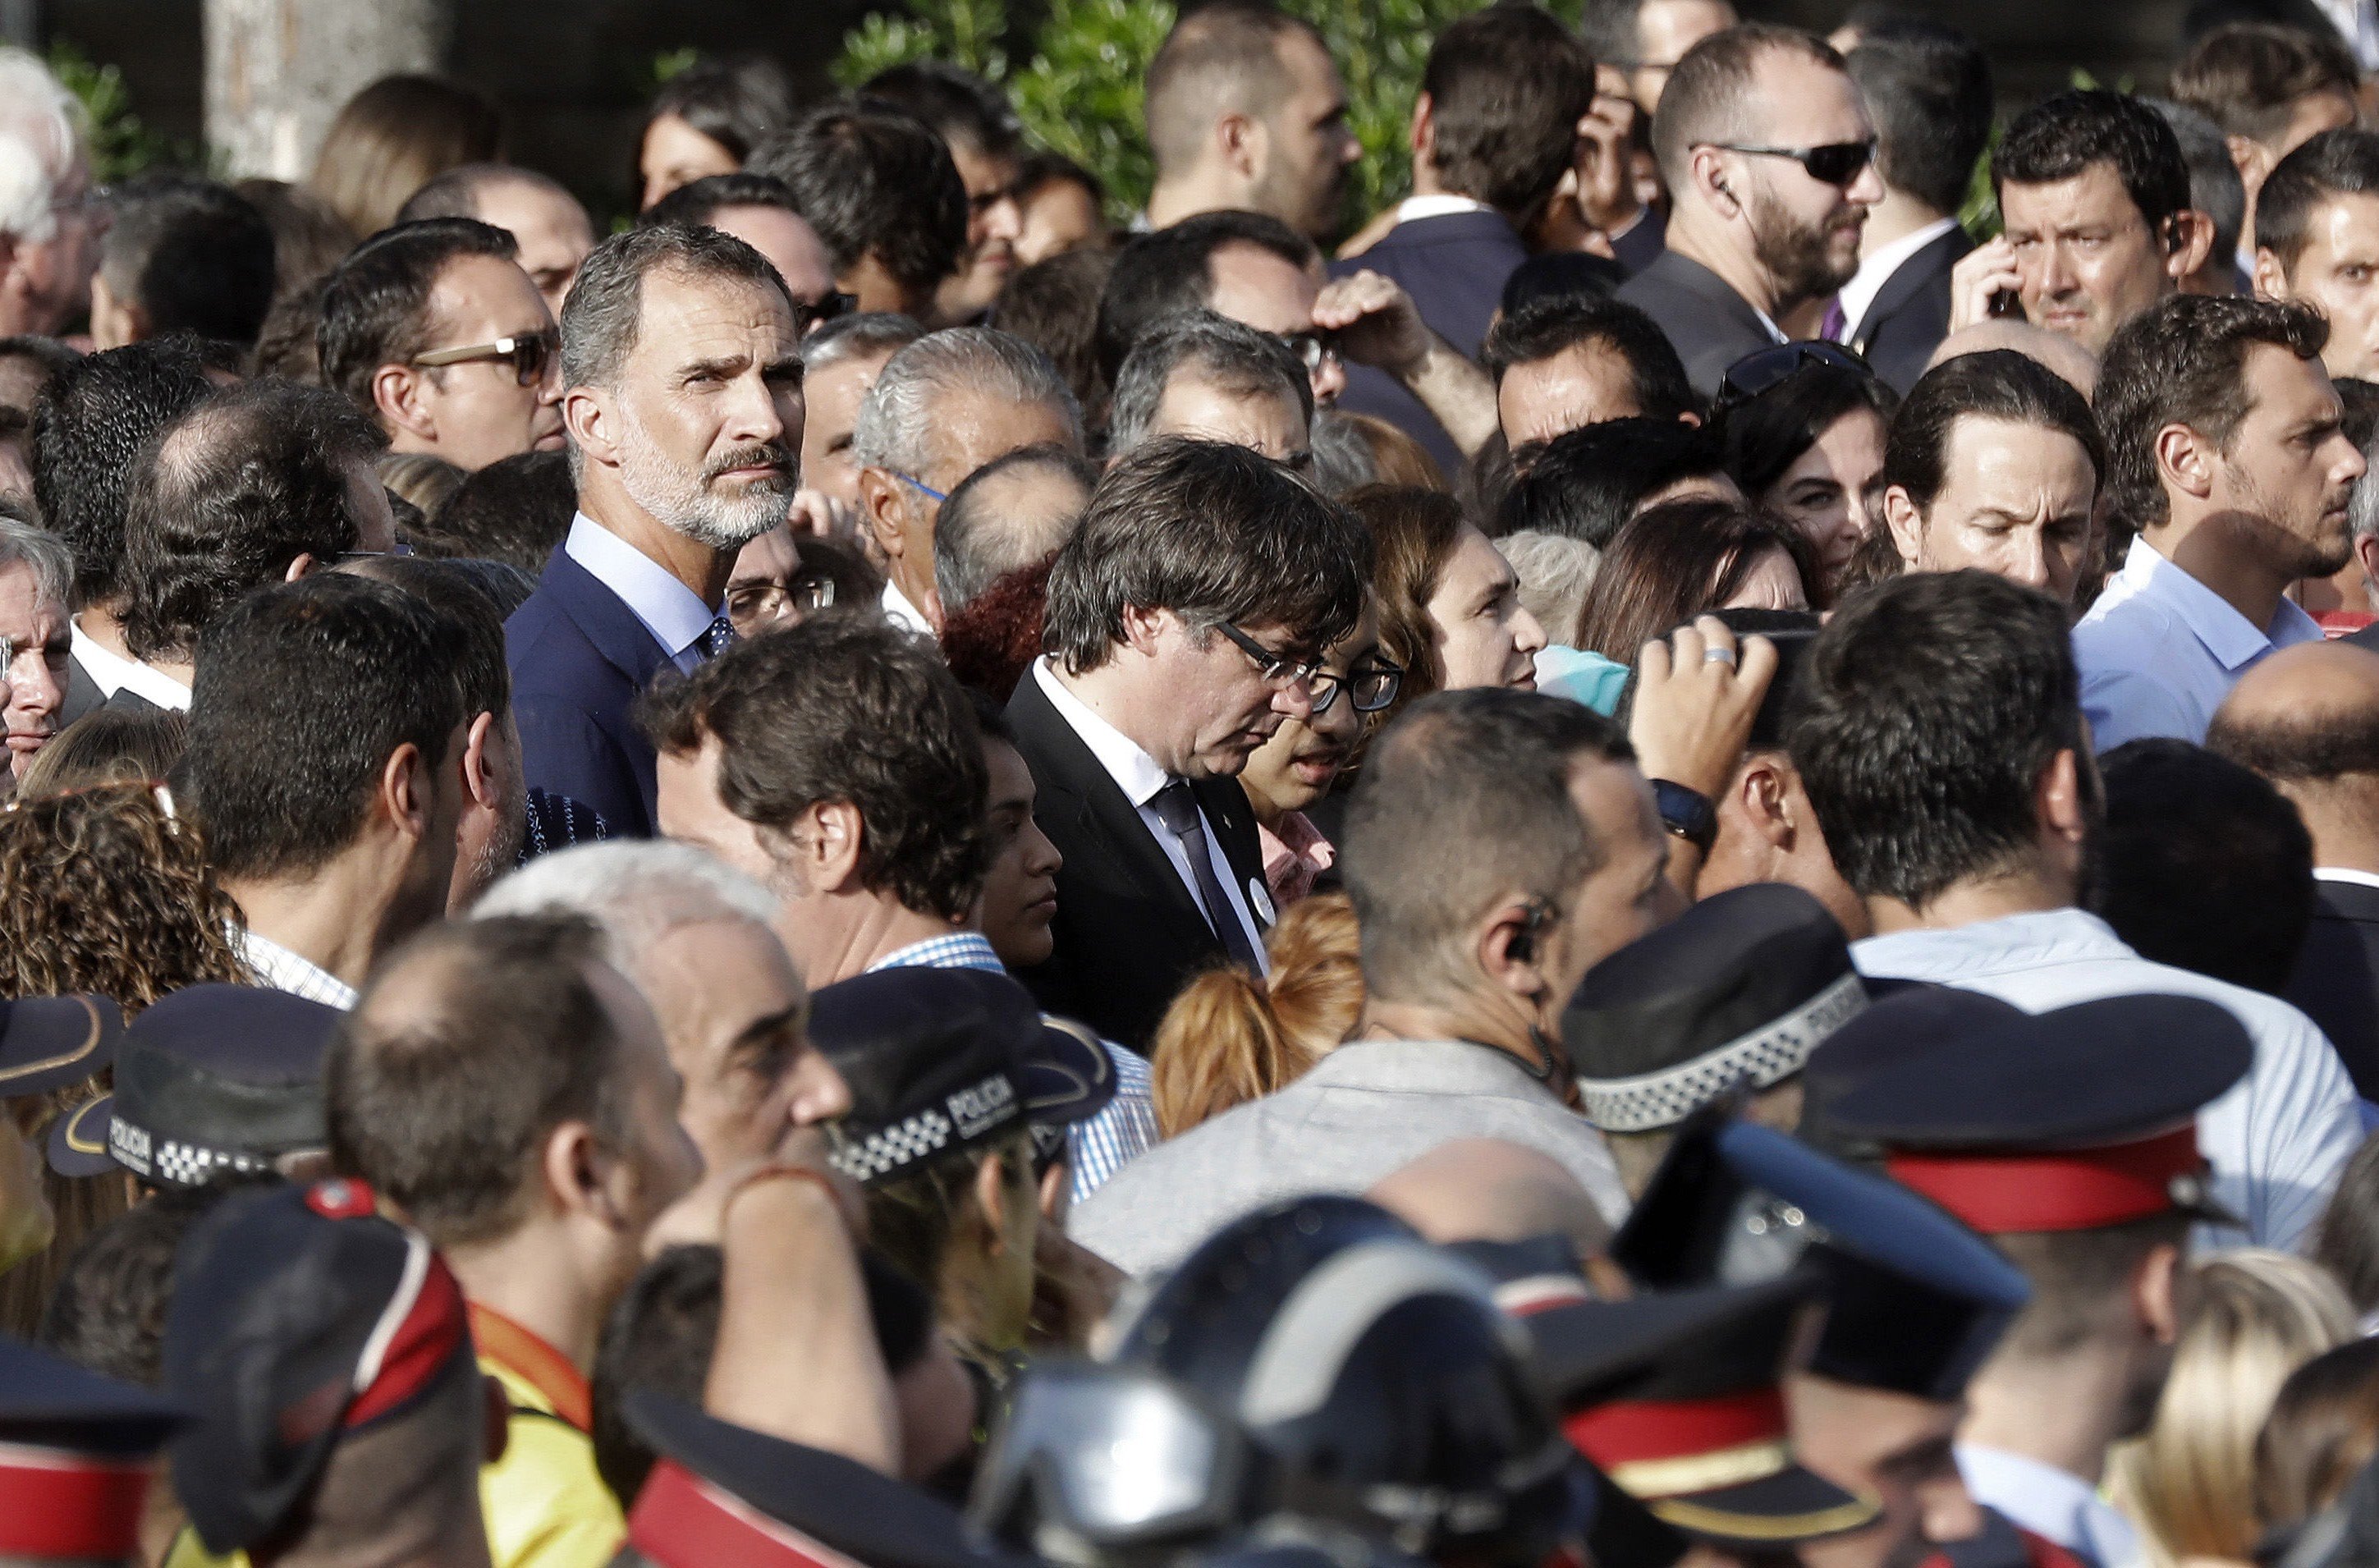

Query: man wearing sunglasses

[318,216,566,473]
[1616,24,1884,401]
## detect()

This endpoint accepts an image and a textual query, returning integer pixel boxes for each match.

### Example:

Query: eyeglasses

[794,291,857,335]
[1308,654,1404,716]
[892,471,948,503]
[1273,329,1340,377]
[1213,621,1322,687]
[1701,139,1877,187]
[413,330,559,387]
[726,575,836,633]
[1710,341,1873,419]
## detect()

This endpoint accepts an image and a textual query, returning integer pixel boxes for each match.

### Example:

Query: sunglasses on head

[1711,341,1873,419]
[1704,138,1877,187]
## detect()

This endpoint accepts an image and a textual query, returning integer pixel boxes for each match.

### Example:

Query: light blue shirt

[1854,908,2361,1251]
[2073,535,2324,750]
[1955,1444,2138,1568]
[562,512,721,675]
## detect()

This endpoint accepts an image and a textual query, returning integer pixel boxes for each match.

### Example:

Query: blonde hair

[1499,529,1602,648]
[1151,892,1363,1138]
[309,75,502,238]
[2111,1249,2355,1566]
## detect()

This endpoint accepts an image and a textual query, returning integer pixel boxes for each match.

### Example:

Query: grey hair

[1308,410,1380,498]
[561,222,794,395]
[801,311,928,375]
[1498,529,1602,648]
[2353,429,2379,543]
[0,48,84,245]
[0,516,72,615]
[850,326,1081,481]
[472,840,782,992]
[934,442,1098,614]
[1106,309,1313,457]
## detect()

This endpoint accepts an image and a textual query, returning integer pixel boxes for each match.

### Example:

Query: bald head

[1366,1138,1613,1259]
[2210,640,2379,791]
[1927,319,2101,402]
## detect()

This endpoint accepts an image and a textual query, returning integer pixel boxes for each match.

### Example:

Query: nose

[2005,526,2051,591]
[1846,154,1886,208]
[1915,1470,1984,1548]
[788,1048,855,1127]
[1513,603,1549,658]
[2337,433,2369,488]
[983,193,1023,244]
[2036,240,2077,300]
[1272,675,1317,722]
[1024,816,1063,878]
[10,654,60,722]
[1310,350,1346,406]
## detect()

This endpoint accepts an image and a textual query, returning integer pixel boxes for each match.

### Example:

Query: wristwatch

[1649,778,1717,854]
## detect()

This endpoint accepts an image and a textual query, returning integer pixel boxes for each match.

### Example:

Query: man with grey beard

[507,222,805,836]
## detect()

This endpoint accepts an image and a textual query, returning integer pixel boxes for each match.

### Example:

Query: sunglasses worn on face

[1273,330,1340,376]
[413,330,559,387]
[1711,342,1873,420]
[795,291,858,334]
[1705,139,1877,187]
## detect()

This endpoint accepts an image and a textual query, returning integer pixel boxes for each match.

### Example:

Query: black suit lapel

[1851,227,1971,353]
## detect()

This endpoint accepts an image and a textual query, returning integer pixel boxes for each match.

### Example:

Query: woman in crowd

[638,55,795,211]
[309,73,504,237]
[2258,1338,2379,1544]
[2111,1249,2355,1568]
[2316,1135,2379,1323]
[1150,893,1364,1137]
[17,707,189,801]
[1234,597,1398,910]
[1351,486,1546,725]
[1572,497,1820,664]
[1716,350,1896,603]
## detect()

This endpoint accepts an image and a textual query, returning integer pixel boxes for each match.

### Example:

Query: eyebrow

[729,1002,805,1055]
[681,355,750,379]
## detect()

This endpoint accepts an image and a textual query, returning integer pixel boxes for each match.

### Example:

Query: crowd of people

[19,2,2379,1566]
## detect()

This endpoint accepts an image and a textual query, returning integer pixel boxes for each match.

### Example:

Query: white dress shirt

[562,513,720,675]
[2315,0,2379,71]
[1836,215,1961,343]
[1031,658,1270,973]
[1853,908,2362,1251]
[881,580,933,636]
[236,929,360,1010]
[70,619,190,711]
[1955,1445,2139,1568]
[1394,194,1491,222]
[2074,535,2324,750]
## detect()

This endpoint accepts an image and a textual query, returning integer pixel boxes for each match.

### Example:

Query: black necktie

[1150,779,1264,970]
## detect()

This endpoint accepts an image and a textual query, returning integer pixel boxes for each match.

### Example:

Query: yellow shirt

[471,1302,626,1568]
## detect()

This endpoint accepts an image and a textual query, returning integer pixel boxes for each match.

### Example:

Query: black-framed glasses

[1273,329,1339,376]
[413,330,559,387]
[1306,654,1404,716]
[1702,139,1877,187]
[1711,341,1872,420]
[794,291,857,335]
[1213,621,1322,687]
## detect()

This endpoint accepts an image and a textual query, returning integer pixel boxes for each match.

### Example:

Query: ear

[2153,420,2218,505]
[378,740,430,845]
[371,364,439,444]
[283,552,317,584]
[2036,746,2089,846]
[1410,91,1435,163]
[859,467,910,561]
[2252,246,2293,303]
[539,1120,612,1224]
[1037,1156,1071,1224]
[1475,896,1549,1002]
[2164,209,2217,284]
[87,272,141,349]
[809,799,867,894]
[1738,755,1796,851]
[2225,134,2271,194]
[1118,603,1173,658]
[1218,109,1267,182]
[1882,484,1926,568]
[974,1148,1012,1255]
[2132,1239,2184,1345]
[461,710,500,811]
[562,383,618,470]
[2357,530,2379,585]
[1688,144,1741,218]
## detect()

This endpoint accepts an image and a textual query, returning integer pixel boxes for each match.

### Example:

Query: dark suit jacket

[1005,667,1269,1052]
[1615,250,1779,401]
[1330,209,1527,480]
[1611,206,1668,278]
[58,651,104,730]
[505,547,675,838]
[1849,225,1973,395]
[2285,876,2379,1101]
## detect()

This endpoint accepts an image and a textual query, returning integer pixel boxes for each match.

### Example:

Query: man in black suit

[1006,436,1368,1050]
[2208,639,2379,1098]
[1616,25,1885,400]
[506,222,804,837]
[1836,21,1991,393]
[1327,6,1596,474]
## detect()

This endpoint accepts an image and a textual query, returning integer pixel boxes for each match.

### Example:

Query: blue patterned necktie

[698,615,736,661]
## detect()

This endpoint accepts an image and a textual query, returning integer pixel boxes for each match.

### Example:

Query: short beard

[1750,186,1860,307]
[616,403,794,552]
[2232,465,2354,580]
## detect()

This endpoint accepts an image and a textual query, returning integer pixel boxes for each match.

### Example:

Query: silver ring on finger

[1703,646,1737,666]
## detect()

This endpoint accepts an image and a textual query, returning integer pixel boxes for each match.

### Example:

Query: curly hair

[0,783,250,1012]
[1151,892,1364,1137]
[939,554,1053,703]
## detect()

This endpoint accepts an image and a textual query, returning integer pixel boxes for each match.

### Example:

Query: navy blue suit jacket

[506,547,675,838]
[1848,225,1973,396]
[1330,209,1526,479]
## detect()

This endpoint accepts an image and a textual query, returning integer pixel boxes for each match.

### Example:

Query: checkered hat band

[1579,973,1868,1133]
[109,1114,268,1186]
[827,1070,1022,1184]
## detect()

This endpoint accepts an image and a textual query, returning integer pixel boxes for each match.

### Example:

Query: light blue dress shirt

[2073,536,2324,750]
[562,512,722,675]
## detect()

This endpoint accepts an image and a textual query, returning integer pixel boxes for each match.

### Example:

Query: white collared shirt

[2314,0,2379,71]
[1394,195,1492,223]
[562,513,720,675]
[2074,535,2326,750]
[1836,216,1961,343]
[1852,908,2362,1251]
[1031,658,1269,974]
[1955,1445,2139,1568]
[881,580,933,636]
[2318,867,2379,893]
[236,929,360,1010]
[70,618,190,711]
